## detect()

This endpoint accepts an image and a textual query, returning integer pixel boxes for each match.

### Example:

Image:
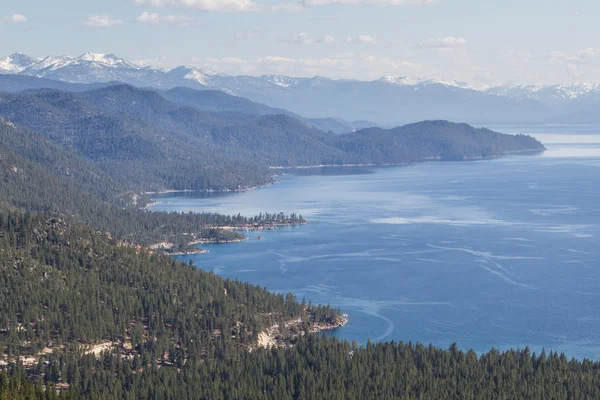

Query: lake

[151,126,600,359]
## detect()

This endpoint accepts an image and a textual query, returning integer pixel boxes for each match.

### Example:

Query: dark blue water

[152,127,600,359]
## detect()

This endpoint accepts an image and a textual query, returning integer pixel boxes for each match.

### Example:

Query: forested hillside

[0,213,337,352]
[0,88,272,192]
[0,118,304,250]
[0,85,544,193]
[2,213,600,400]
[162,86,359,134]
[330,120,544,163]
[0,213,340,394]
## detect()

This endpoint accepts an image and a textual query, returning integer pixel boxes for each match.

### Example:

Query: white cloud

[134,56,173,69]
[549,48,600,65]
[291,33,337,44]
[133,0,427,10]
[199,53,420,79]
[345,35,377,44]
[134,12,193,26]
[301,0,433,6]
[133,0,257,12]
[269,3,305,12]
[84,15,124,27]
[419,36,467,49]
[6,14,27,23]
[547,48,600,79]
[322,35,337,44]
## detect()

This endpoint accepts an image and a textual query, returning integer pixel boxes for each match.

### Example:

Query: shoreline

[144,182,276,196]
[214,220,309,232]
[255,314,349,350]
[310,314,349,334]
[144,150,545,205]
[187,237,248,246]
[147,221,306,256]
[167,249,210,256]
[268,149,545,170]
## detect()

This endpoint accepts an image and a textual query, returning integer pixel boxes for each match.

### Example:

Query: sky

[0,0,598,86]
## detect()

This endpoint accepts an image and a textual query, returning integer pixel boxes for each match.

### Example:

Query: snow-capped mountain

[380,76,490,91]
[0,53,40,74]
[262,75,306,88]
[15,52,188,88]
[486,83,600,103]
[21,55,78,74]
[4,51,600,124]
[166,65,225,86]
[21,53,143,78]
[78,52,140,69]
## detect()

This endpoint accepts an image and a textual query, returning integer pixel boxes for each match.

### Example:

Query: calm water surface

[152,126,600,359]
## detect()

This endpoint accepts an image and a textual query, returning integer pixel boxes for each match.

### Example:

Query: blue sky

[0,0,597,85]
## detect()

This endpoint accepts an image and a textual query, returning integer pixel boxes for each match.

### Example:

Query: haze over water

[152,126,600,359]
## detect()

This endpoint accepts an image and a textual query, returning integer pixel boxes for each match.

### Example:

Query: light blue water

[152,127,600,359]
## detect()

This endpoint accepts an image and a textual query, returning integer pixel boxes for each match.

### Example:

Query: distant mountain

[0,74,117,92]
[5,51,600,124]
[330,120,544,164]
[166,65,224,87]
[0,53,40,74]
[484,83,600,124]
[17,52,193,89]
[159,69,552,125]
[379,76,489,91]
[0,84,544,192]
[0,75,364,134]
[486,83,600,106]
[0,52,552,125]
[162,86,295,117]
[162,87,362,134]
[0,86,274,191]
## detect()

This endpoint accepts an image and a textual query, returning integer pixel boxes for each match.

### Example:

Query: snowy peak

[261,75,305,88]
[487,82,600,101]
[166,65,226,85]
[0,53,40,74]
[555,82,600,98]
[19,53,141,78]
[21,55,77,75]
[380,76,423,86]
[78,52,140,69]
[380,76,488,91]
[5,51,600,108]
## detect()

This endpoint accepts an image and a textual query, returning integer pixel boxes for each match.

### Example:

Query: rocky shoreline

[166,248,210,256]
[254,314,349,350]
[148,220,306,256]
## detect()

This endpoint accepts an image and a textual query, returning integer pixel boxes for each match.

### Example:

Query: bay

[151,126,600,359]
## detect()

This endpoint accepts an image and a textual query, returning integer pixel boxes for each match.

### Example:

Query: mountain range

[2,52,600,125]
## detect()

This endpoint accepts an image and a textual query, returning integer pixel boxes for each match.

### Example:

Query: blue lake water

[152,126,600,359]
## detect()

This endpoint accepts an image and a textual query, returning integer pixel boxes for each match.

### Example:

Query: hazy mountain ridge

[0,83,544,192]
[4,52,600,125]
[0,52,40,74]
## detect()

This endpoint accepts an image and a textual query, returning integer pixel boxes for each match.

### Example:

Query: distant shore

[144,182,275,196]
[268,149,546,170]
[144,149,546,206]
[269,148,546,170]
